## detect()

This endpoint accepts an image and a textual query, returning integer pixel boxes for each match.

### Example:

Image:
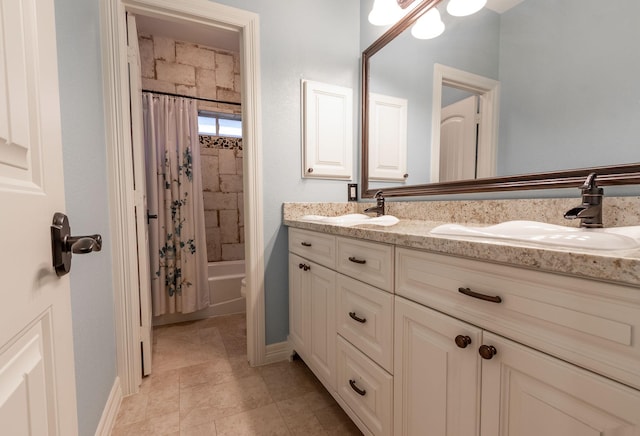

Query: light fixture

[446,0,487,17]
[368,0,404,26]
[411,8,445,39]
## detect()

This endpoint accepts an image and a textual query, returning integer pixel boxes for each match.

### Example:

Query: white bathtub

[208,260,246,315]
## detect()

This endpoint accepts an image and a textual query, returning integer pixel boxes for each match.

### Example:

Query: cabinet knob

[479,344,497,360]
[454,335,472,349]
[299,263,304,269]
[307,167,314,173]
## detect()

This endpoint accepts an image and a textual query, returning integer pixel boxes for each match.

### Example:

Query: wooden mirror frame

[361,0,640,199]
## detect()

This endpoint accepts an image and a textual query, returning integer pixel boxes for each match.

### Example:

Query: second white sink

[430,220,640,250]
[301,214,399,227]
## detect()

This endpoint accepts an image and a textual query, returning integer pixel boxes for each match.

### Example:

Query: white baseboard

[263,340,291,365]
[94,377,122,436]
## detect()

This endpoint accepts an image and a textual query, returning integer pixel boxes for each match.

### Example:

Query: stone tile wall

[138,32,244,262]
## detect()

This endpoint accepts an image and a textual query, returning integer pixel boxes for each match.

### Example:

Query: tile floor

[112,313,363,435]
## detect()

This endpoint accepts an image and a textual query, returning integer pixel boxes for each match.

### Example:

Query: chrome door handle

[51,212,102,277]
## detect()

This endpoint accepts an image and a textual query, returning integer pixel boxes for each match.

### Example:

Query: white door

[126,13,153,376]
[394,297,481,436]
[0,0,79,434]
[481,332,640,436]
[308,261,336,390]
[439,95,478,182]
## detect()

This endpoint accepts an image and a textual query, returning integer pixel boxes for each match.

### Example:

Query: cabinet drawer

[337,336,393,436]
[289,228,336,269]
[396,247,640,390]
[337,274,394,372]
[337,237,393,291]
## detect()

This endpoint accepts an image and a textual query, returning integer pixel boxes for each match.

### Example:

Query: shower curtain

[143,92,209,315]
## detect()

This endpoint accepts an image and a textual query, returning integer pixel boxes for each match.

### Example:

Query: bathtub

[207,260,246,316]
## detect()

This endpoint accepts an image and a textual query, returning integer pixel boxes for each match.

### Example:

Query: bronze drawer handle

[301,242,312,247]
[349,379,366,396]
[348,256,367,265]
[458,287,502,304]
[349,312,367,323]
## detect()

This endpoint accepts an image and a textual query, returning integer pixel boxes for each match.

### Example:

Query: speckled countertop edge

[283,218,640,288]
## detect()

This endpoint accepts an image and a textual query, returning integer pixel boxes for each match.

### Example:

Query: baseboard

[94,377,122,436]
[263,340,291,365]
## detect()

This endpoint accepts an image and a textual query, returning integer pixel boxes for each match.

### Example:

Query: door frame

[430,63,500,183]
[100,0,265,395]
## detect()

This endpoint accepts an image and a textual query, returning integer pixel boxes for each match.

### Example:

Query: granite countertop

[283,217,640,288]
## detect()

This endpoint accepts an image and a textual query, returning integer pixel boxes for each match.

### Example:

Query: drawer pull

[348,256,367,265]
[454,335,472,348]
[349,379,367,396]
[479,344,497,360]
[349,311,367,324]
[301,242,312,247]
[458,287,502,304]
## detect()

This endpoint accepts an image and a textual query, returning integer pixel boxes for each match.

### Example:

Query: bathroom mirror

[361,0,640,198]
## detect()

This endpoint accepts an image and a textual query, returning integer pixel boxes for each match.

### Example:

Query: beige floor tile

[180,374,273,423]
[214,403,291,436]
[112,312,362,435]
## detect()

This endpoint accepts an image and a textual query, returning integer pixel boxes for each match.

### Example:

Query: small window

[197,111,242,138]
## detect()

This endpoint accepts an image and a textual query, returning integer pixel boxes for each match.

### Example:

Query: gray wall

[54,1,116,435]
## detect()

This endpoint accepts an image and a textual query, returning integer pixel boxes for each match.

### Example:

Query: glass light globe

[411,8,445,39]
[368,0,404,26]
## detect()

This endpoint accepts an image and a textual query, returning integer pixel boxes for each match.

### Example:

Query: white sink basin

[301,214,399,227]
[430,220,640,250]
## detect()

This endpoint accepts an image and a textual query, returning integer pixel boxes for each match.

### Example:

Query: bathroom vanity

[285,211,640,436]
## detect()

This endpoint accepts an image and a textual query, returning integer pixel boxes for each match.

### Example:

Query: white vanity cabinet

[288,228,394,436]
[288,229,337,390]
[395,247,640,436]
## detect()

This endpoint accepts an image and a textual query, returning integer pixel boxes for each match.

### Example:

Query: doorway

[101,0,266,395]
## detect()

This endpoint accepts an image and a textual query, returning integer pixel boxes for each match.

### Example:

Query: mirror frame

[361,0,640,198]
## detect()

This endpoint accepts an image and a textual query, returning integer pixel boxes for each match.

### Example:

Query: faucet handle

[374,190,384,199]
[580,172,603,195]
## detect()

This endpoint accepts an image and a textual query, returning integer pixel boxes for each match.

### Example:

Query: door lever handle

[51,212,102,277]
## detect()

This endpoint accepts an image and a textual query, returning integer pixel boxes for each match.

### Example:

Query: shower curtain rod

[142,89,242,106]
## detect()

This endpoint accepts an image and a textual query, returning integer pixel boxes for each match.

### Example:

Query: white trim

[94,377,122,436]
[430,63,500,182]
[100,0,265,396]
[264,341,292,365]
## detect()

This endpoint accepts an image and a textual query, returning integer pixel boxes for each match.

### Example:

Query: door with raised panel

[307,260,336,390]
[394,297,481,436]
[289,254,311,355]
[0,0,79,433]
[480,332,640,436]
[289,253,337,389]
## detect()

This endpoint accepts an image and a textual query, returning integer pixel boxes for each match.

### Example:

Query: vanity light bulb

[368,0,404,26]
[446,0,487,17]
[411,8,445,39]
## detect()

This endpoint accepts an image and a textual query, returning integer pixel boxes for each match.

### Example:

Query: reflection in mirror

[362,0,640,197]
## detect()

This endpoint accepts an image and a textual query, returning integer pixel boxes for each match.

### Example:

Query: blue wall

[54,1,117,435]
[54,0,360,432]
[211,0,361,344]
[498,0,640,175]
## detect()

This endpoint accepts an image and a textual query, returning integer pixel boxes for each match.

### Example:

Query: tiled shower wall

[138,32,244,262]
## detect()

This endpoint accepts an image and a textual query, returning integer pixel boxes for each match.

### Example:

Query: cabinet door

[394,297,482,436]
[481,332,640,436]
[289,254,311,356]
[308,261,337,390]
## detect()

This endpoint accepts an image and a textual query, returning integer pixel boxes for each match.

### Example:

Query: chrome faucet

[364,190,385,217]
[563,172,603,228]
